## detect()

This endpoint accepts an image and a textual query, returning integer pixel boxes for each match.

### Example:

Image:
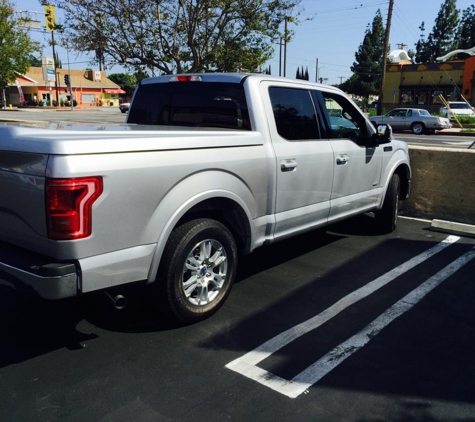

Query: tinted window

[269,87,320,140]
[128,82,251,130]
[321,92,368,143]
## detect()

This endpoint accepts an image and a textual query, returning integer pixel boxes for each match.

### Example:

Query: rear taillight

[169,75,202,82]
[46,177,103,240]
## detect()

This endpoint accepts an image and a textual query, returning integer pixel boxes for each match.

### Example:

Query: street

[1,217,475,421]
[0,107,473,149]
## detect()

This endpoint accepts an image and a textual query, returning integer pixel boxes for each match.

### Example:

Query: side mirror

[373,123,392,144]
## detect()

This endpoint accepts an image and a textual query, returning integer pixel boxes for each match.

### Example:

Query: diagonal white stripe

[227,235,459,368]
[291,246,475,395]
[226,235,464,398]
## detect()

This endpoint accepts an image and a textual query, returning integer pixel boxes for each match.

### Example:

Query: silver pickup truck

[0,74,411,323]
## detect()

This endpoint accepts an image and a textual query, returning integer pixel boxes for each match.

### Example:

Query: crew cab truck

[0,74,411,323]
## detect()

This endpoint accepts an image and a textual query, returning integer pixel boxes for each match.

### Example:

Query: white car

[119,102,130,113]
[440,101,475,120]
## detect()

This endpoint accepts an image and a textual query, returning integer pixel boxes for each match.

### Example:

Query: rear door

[260,82,333,240]
[317,90,383,221]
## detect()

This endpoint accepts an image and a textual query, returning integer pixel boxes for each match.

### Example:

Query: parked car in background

[119,102,130,113]
[369,108,452,135]
[440,101,475,121]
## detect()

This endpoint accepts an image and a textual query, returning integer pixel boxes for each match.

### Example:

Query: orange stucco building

[7,67,126,107]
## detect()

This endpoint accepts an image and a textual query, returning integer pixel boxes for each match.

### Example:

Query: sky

[12,0,475,84]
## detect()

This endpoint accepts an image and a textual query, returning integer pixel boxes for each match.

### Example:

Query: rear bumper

[0,241,78,299]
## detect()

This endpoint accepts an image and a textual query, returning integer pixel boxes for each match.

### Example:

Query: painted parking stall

[226,235,475,398]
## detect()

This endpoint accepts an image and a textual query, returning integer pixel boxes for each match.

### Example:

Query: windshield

[449,103,471,110]
[128,81,251,130]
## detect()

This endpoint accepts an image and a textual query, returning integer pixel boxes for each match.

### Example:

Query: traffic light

[44,5,56,31]
[64,74,70,86]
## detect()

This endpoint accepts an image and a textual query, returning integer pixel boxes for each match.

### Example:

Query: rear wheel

[411,122,425,135]
[156,218,237,323]
[375,174,400,233]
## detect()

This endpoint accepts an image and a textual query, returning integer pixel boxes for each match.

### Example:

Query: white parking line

[225,235,465,398]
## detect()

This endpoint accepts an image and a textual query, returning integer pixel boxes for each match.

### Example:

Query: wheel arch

[378,158,411,209]
[144,172,258,283]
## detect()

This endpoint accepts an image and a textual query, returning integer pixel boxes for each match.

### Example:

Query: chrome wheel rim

[413,123,423,134]
[182,239,228,306]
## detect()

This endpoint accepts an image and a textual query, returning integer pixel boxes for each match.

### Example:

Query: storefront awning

[103,88,126,94]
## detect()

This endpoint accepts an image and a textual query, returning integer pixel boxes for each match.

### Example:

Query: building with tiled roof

[8,67,127,107]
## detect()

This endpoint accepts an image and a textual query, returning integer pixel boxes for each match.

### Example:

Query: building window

[400,90,413,105]
[415,90,428,105]
[431,90,444,105]
[447,90,460,101]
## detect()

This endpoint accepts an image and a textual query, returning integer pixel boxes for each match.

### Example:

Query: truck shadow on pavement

[0,216,367,368]
[0,214,388,369]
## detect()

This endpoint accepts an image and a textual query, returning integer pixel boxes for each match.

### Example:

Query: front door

[261,82,334,240]
[319,91,383,221]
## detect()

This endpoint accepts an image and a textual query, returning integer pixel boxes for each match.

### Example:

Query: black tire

[425,129,435,135]
[156,218,237,323]
[375,174,400,234]
[411,122,425,135]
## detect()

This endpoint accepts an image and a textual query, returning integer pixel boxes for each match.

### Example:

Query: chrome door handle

[336,155,349,165]
[281,159,297,172]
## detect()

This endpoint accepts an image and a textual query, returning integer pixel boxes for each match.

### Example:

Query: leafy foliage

[0,0,40,89]
[27,54,42,67]
[295,65,308,80]
[49,0,300,75]
[108,73,137,96]
[345,9,385,97]
[414,0,460,63]
[458,5,475,51]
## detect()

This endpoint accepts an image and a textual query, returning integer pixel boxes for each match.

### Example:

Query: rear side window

[128,82,251,130]
[269,87,320,140]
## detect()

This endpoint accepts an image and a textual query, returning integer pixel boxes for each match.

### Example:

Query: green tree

[55,51,62,69]
[458,5,475,50]
[49,0,300,75]
[108,73,137,97]
[27,54,41,67]
[414,0,459,63]
[348,9,385,97]
[414,22,432,63]
[0,0,40,96]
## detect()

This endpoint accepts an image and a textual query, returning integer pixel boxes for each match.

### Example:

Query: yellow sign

[44,5,56,31]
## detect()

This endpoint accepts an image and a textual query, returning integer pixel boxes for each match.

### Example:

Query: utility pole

[378,0,394,115]
[279,37,283,76]
[44,5,59,104]
[315,58,318,82]
[283,17,288,77]
[338,76,346,84]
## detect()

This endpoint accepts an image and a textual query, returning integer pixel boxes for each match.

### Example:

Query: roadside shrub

[458,116,475,125]
[52,100,58,107]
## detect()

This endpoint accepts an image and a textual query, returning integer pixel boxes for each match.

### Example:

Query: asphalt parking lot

[1,216,475,422]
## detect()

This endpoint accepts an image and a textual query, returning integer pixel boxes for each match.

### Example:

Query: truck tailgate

[0,151,50,253]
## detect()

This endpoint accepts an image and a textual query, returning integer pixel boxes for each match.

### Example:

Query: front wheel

[411,122,425,135]
[375,174,400,234]
[156,218,237,323]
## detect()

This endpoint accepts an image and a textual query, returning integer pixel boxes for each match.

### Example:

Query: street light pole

[51,30,59,104]
[283,18,288,77]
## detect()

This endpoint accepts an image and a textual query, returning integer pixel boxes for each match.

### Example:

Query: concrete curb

[429,219,475,238]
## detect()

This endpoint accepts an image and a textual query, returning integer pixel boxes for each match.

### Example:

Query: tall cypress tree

[414,0,459,62]
[349,9,385,97]
[458,5,475,50]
